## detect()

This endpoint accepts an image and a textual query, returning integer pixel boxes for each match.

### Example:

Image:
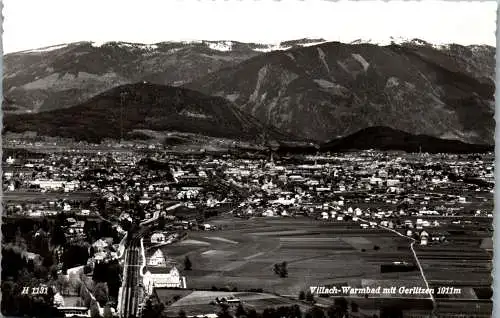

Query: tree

[51,217,67,247]
[219,303,233,318]
[291,305,302,318]
[262,308,276,318]
[247,309,258,318]
[307,307,325,318]
[69,278,81,295]
[305,290,315,302]
[14,227,27,249]
[142,298,157,318]
[334,298,348,313]
[273,262,288,278]
[158,216,166,230]
[326,306,341,318]
[103,305,113,318]
[154,302,166,317]
[380,306,404,318]
[327,298,348,318]
[178,310,187,318]
[41,218,50,232]
[120,218,132,232]
[42,253,55,268]
[235,303,247,317]
[90,305,100,318]
[56,275,69,295]
[184,256,192,270]
[93,282,109,306]
[299,290,306,300]
[279,262,288,278]
[351,301,359,313]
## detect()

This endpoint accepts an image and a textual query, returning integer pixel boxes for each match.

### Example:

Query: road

[356,216,437,316]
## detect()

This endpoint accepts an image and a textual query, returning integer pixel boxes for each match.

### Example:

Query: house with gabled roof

[148,249,167,267]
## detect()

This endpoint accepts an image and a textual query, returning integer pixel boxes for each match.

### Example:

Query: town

[2,142,494,318]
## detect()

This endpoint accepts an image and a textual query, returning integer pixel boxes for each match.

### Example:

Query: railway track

[120,230,146,318]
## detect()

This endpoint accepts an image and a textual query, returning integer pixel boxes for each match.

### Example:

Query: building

[420,231,429,246]
[57,307,90,318]
[151,232,166,244]
[143,265,187,294]
[92,239,109,253]
[53,291,65,307]
[148,249,167,267]
[29,179,65,190]
[143,249,187,294]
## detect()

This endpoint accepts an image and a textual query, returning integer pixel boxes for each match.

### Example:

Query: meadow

[144,216,426,298]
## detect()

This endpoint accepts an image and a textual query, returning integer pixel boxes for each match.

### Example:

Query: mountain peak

[3,83,289,143]
[321,126,493,154]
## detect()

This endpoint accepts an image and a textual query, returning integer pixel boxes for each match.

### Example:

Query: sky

[2,0,497,54]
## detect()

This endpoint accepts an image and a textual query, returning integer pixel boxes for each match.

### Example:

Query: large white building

[143,249,187,294]
[143,266,187,294]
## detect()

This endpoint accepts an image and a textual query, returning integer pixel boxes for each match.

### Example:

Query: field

[162,291,311,316]
[414,229,492,299]
[144,217,426,297]
[3,191,95,202]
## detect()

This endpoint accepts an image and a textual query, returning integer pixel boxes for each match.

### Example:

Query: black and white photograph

[1,0,497,317]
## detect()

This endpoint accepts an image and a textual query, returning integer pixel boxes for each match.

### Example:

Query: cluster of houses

[6,149,492,249]
[217,152,493,247]
[2,140,494,318]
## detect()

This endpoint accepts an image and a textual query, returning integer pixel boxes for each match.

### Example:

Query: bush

[273,261,288,278]
[184,256,192,270]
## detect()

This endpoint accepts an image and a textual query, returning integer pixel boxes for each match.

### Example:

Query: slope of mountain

[3,39,335,114]
[185,40,495,144]
[3,41,263,113]
[3,83,288,143]
[321,126,493,154]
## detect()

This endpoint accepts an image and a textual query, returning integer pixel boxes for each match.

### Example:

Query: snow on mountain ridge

[299,40,329,47]
[206,41,234,52]
[14,38,475,56]
[22,44,70,53]
[254,44,292,53]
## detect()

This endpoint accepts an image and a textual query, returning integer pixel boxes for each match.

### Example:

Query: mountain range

[186,40,495,144]
[3,39,323,113]
[3,38,496,148]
